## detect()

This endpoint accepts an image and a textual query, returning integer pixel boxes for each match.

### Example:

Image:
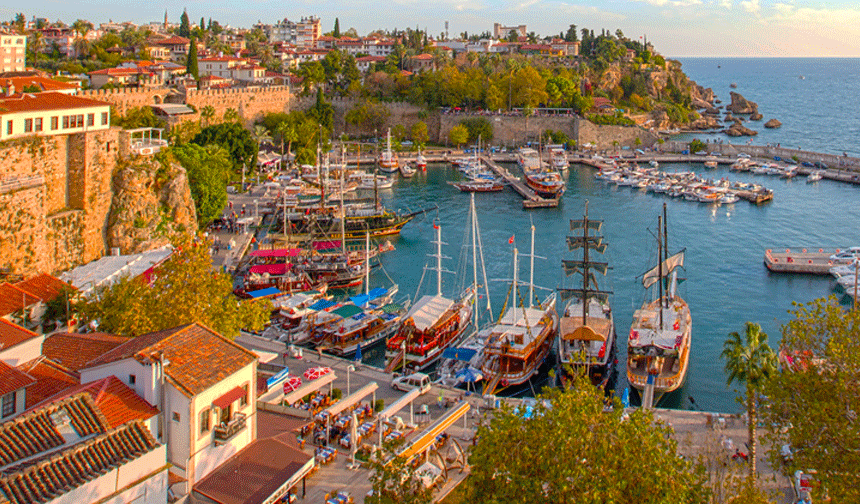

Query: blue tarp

[441,347,477,362]
[349,287,388,307]
[309,299,337,311]
[247,287,281,298]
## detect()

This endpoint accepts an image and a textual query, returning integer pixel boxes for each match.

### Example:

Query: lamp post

[347,365,355,397]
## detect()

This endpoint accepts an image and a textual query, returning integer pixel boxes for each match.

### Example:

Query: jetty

[481,156,560,209]
[764,248,840,274]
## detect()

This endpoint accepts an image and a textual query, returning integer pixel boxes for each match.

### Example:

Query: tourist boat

[627,204,691,407]
[378,128,399,173]
[519,147,565,198]
[481,229,558,395]
[384,222,475,373]
[415,149,427,170]
[283,202,431,242]
[649,160,660,168]
[354,173,394,190]
[806,170,823,183]
[557,201,616,388]
[449,180,504,192]
[704,157,718,169]
[547,145,570,170]
[399,163,416,178]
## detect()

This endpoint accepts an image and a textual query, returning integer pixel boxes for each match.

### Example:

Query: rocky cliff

[107,157,196,255]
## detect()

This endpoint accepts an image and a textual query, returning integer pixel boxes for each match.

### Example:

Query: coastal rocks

[749,112,763,121]
[764,118,782,128]
[724,113,736,123]
[692,85,715,103]
[688,115,723,130]
[646,70,669,98]
[728,92,758,114]
[107,158,197,255]
[597,63,623,94]
[725,123,757,137]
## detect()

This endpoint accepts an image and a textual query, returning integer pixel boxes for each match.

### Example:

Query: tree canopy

[79,240,272,338]
[762,297,860,502]
[168,143,229,228]
[467,376,710,503]
[191,122,257,174]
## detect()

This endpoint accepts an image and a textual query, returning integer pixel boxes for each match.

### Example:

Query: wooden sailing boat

[627,203,691,408]
[557,201,616,388]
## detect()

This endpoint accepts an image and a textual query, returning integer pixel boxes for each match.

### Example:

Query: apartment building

[0,32,26,72]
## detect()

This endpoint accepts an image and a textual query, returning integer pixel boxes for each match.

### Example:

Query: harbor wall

[663,140,860,172]
[576,120,660,150]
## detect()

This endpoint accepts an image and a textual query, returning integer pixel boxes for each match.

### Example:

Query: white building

[0,392,167,504]
[0,32,26,72]
[79,323,259,495]
[267,16,320,48]
[0,92,111,141]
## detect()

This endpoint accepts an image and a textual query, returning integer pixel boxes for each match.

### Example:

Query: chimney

[7,84,14,96]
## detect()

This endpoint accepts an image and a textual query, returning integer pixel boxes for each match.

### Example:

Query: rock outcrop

[728,92,758,114]
[688,115,723,130]
[749,112,763,121]
[107,157,197,255]
[725,123,758,137]
[764,118,782,128]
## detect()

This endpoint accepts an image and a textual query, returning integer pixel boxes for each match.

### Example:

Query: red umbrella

[283,375,302,393]
[303,366,332,380]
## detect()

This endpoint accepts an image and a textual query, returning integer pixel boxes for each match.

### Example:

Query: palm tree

[253,125,273,151]
[721,322,778,480]
[200,105,215,127]
[223,108,239,123]
[276,121,297,165]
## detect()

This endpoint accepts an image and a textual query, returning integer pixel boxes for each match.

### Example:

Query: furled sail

[570,219,602,232]
[559,288,612,302]
[562,260,609,277]
[567,236,606,253]
[642,250,685,288]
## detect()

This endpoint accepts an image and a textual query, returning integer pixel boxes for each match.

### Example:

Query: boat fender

[808,260,813,264]
[803,249,807,253]
[787,257,793,263]
[501,379,509,387]
[820,249,824,253]
[786,249,790,253]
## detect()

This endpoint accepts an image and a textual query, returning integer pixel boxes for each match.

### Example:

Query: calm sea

[359,59,860,413]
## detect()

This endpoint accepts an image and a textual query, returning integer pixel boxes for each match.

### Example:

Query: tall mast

[340,166,346,256]
[662,202,669,306]
[582,201,590,322]
[512,247,519,323]
[365,231,370,296]
[657,215,664,329]
[435,222,442,296]
[529,222,535,308]
[471,193,478,328]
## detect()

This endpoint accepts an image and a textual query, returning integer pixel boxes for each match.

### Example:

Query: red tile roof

[412,54,433,60]
[42,332,130,372]
[14,273,73,303]
[155,35,191,46]
[16,358,79,407]
[0,76,78,93]
[0,283,40,317]
[356,56,386,62]
[0,91,110,114]
[0,318,39,350]
[0,360,35,396]
[37,376,158,428]
[84,323,257,397]
[88,67,148,76]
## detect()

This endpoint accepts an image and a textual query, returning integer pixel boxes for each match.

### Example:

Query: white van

[391,373,431,395]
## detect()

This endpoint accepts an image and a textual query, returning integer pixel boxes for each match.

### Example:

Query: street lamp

[347,365,355,397]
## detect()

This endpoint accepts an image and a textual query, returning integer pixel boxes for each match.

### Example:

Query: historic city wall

[186,86,291,127]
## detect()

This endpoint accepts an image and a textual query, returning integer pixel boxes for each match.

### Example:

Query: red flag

[433,223,439,229]
[508,235,514,244]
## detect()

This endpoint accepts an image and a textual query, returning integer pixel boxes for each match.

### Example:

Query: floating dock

[764,248,841,274]
[481,156,560,209]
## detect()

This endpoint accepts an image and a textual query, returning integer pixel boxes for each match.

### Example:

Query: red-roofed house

[356,55,386,73]
[42,332,130,372]
[0,318,42,367]
[14,273,73,303]
[0,359,35,419]
[0,76,78,95]
[0,91,111,141]
[16,357,79,408]
[88,66,156,89]
[150,35,193,62]
[79,323,259,494]
[198,57,267,83]
[409,53,435,72]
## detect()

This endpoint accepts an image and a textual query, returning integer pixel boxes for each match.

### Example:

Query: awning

[398,401,470,461]
[441,347,477,362]
[309,299,337,311]
[213,386,246,409]
[405,295,454,331]
[378,387,421,421]
[247,287,282,298]
[323,382,378,418]
[331,304,364,319]
[350,287,388,308]
[249,264,288,275]
[282,372,337,405]
[249,248,302,258]
[381,303,403,314]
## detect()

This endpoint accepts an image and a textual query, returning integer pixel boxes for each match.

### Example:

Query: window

[200,408,211,433]
[128,374,136,385]
[87,113,94,126]
[24,119,32,133]
[35,118,42,132]
[101,112,108,125]
[240,384,248,407]
[172,411,181,422]
[51,117,58,130]
[5,120,11,135]
[62,116,69,129]
[1,392,15,418]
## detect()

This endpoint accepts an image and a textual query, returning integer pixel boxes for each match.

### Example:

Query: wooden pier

[481,156,560,209]
[764,248,841,274]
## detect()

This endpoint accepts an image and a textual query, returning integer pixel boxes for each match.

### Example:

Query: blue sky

[3,0,859,56]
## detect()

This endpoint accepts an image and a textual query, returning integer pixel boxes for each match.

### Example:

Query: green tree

[72,19,93,38]
[80,240,271,338]
[410,121,429,147]
[459,117,493,143]
[252,124,273,154]
[223,108,240,123]
[179,10,191,38]
[721,322,778,480]
[200,105,215,127]
[276,121,297,160]
[448,124,469,147]
[762,297,860,502]
[191,122,257,173]
[186,36,199,79]
[308,88,334,130]
[689,139,706,154]
[169,143,230,228]
[200,17,205,31]
[333,18,341,38]
[468,375,710,503]
[112,106,166,129]
[368,440,434,504]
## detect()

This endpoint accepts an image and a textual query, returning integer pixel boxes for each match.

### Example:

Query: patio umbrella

[283,375,302,393]
[354,343,362,364]
[456,367,482,383]
[304,366,333,380]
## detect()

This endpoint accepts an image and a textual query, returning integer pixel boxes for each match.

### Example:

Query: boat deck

[764,248,842,274]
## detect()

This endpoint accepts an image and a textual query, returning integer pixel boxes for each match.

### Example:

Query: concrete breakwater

[663,140,860,173]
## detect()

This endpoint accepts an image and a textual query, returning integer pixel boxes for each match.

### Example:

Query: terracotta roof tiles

[13,274,73,303]
[0,76,78,93]
[0,319,39,350]
[0,92,110,115]
[0,284,40,318]
[41,332,129,372]
[155,35,190,46]
[33,376,158,429]
[0,360,35,396]
[15,359,78,408]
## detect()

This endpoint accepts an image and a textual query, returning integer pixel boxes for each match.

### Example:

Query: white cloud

[740,0,760,14]
[636,0,702,5]
[718,0,732,9]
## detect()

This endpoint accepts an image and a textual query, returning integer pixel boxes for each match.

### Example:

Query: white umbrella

[350,411,359,468]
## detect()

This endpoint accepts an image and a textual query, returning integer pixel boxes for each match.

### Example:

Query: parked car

[391,373,431,394]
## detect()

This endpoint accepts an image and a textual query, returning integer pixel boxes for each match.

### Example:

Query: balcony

[213,412,247,446]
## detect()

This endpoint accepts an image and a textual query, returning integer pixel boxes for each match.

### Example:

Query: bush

[459,117,493,143]
[331,388,343,400]
[587,112,635,127]
[689,139,706,154]
[374,399,385,412]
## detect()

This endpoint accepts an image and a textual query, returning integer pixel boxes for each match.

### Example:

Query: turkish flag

[508,235,514,244]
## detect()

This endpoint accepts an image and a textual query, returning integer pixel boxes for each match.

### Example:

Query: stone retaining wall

[663,140,860,172]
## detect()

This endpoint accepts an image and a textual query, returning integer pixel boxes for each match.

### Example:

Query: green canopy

[332,304,364,319]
